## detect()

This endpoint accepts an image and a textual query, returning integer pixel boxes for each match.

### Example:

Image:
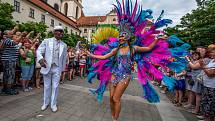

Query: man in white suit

[37,26,67,112]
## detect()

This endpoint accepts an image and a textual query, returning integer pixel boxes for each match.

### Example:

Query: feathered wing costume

[87,0,190,103]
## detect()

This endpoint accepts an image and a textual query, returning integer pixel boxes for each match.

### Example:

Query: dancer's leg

[109,75,116,118]
[113,78,130,120]
[109,82,116,118]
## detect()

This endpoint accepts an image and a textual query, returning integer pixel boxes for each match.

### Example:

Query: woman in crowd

[185,52,202,114]
[173,70,187,106]
[32,33,42,88]
[68,48,76,81]
[73,50,80,78]
[160,68,171,94]
[60,49,70,83]
[79,49,87,78]
[19,38,36,92]
[199,44,215,121]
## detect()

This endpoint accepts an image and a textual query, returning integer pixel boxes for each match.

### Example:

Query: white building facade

[1,0,117,40]
[78,9,118,42]
[2,0,81,34]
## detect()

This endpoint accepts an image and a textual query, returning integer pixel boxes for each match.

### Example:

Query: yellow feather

[92,27,119,44]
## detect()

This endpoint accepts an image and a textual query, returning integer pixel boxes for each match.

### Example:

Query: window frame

[54,3,59,11]
[84,29,87,33]
[29,8,35,19]
[51,19,55,27]
[41,14,45,23]
[14,0,20,12]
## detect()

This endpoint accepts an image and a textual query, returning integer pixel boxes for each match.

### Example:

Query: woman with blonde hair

[199,44,215,121]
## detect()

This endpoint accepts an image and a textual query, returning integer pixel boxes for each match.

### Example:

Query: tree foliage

[18,21,48,38]
[165,0,215,47]
[0,1,15,31]
[62,29,86,47]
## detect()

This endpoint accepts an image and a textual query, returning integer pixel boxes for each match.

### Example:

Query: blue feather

[154,19,173,29]
[167,35,185,47]
[156,10,164,22]
[116,0,122,15]
[89,84,107,103]
[142,82,160,103]
[162,75,176,91]
[126,0,130,16]
[87,72,97,84]
[129,0,133,15]
[134,5,141,21]
[167,59,188,73]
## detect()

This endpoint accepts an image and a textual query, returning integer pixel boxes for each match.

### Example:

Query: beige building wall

[47,0,62,11]
[80,13,118,42]
[2,0,80,34]
[79,26,97,43]
[99,13,118,25]
[61,0,82,22]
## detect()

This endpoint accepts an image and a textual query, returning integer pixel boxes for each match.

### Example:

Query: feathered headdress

[113,0,173,38]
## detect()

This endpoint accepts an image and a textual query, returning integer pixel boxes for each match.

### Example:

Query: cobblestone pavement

[0,76,198,121]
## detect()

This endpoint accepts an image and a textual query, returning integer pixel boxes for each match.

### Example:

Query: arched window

[54,3,59,11]
[64,3,68,16]
[75,6,79,19]
[113,18,116,21]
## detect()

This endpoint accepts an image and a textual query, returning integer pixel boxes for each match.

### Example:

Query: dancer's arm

[87,48,117,60]
[134,35,168,52]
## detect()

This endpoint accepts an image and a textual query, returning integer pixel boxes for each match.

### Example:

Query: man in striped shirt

[1,28,22,95]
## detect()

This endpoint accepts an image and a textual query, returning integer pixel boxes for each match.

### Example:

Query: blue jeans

[21,65,34,80]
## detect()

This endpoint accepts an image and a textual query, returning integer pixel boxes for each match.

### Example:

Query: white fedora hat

[53,26,64,31]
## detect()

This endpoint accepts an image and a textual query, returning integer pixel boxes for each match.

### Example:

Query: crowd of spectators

[153,45,215,121]
[0,26,88,94]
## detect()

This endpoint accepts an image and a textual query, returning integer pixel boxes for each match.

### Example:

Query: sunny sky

[82,0,197,26]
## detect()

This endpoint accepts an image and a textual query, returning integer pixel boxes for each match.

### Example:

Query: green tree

[19,21,48,38]
[165,0,215,47]
[62,30,85,47]
[0,1,15,31]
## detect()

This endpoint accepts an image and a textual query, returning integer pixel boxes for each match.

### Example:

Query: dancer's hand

[86,50,93,57]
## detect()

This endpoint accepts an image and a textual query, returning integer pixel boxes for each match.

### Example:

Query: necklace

[119,43,128,48]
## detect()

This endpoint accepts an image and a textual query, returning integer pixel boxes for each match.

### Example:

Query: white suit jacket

[37,37,68,75]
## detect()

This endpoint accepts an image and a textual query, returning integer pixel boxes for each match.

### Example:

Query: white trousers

[43,65,61,108]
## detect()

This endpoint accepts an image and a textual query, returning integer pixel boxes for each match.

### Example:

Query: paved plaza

[0,77,198,121]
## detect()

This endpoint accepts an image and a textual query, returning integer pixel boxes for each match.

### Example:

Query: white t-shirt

[203,59,215,88]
